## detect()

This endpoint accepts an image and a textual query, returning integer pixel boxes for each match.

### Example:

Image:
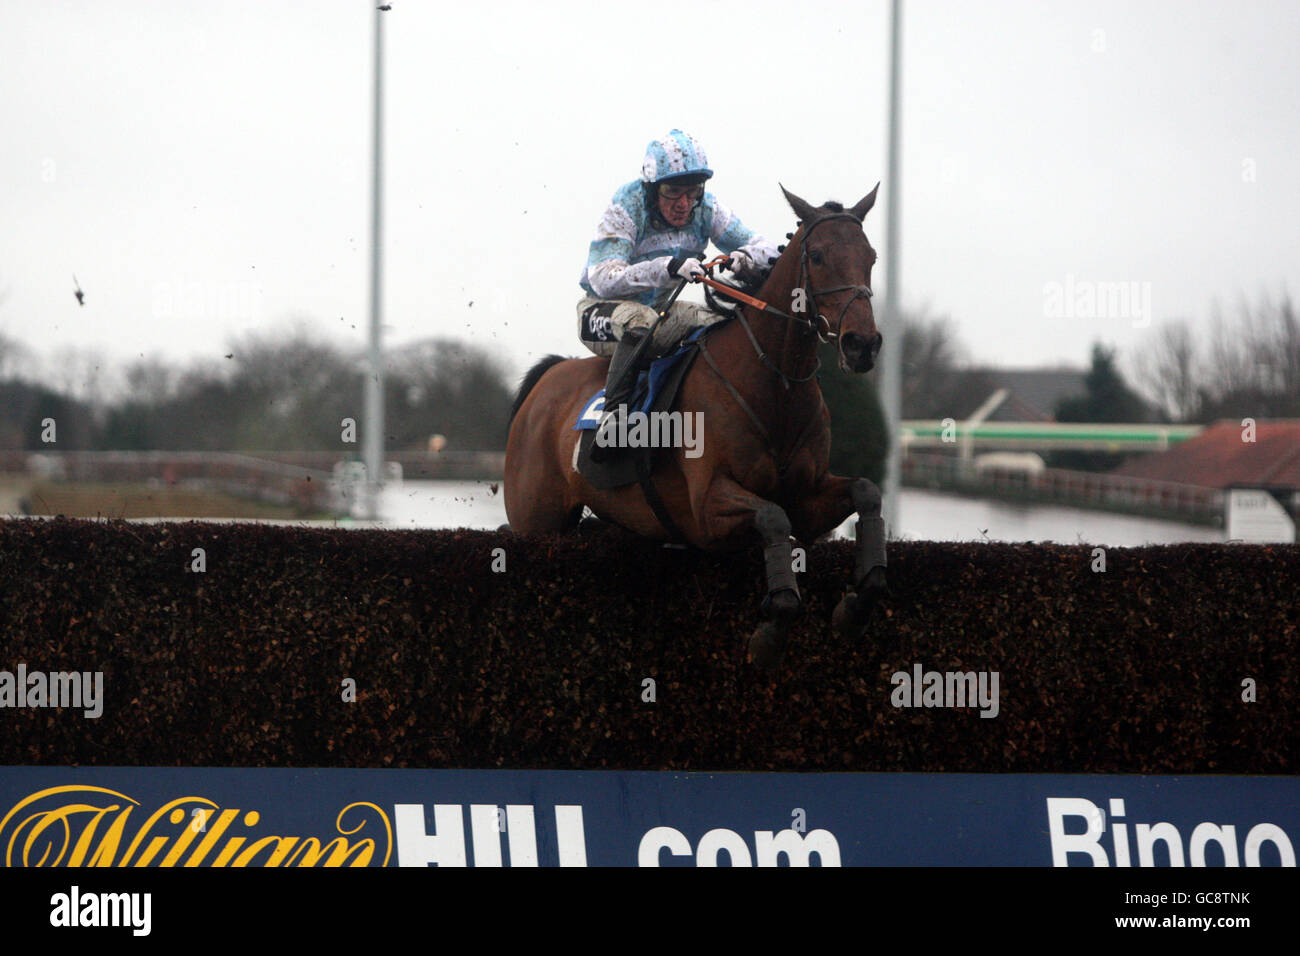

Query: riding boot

[591,328,649,463]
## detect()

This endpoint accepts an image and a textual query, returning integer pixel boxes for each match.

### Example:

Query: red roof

[1114,420,1300,489]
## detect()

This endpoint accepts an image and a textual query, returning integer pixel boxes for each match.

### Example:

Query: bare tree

[43,344,110,409]
[1131,319,1199,422]
[386,336,515,450]
[1181,291,1299,421]
[219,322,359,450]
[899,306,965,419]
[0,284,36,382]
[121,354,178,405]
[1263,291,1299,405]
[0,329,34,382]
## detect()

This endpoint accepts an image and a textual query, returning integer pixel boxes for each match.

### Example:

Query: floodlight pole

[363,3,386,520]
[880,0,904,539]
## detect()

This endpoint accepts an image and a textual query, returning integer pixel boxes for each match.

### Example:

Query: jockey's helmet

[641,130,713,186]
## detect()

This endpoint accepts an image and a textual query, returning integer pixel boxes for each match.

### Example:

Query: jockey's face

[657,183,703,228]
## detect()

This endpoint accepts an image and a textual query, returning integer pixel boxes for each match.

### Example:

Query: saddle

[573,320,729,537]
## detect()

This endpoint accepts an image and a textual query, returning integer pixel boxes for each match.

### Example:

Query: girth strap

[635,451,687,543]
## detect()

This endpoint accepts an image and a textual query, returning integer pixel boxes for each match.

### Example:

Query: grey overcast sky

[1,0,1297,393]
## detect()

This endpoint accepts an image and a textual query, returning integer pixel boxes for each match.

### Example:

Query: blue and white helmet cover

[641,129,714,184]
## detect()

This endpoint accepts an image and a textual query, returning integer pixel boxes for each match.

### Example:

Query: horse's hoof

[748,620,789,671]
[760,587,802,621]
[834,568,889,640]
[832,591,863,641]
[861,565,889,601]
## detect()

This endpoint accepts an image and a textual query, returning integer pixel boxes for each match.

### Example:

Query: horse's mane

[508,353,568,430]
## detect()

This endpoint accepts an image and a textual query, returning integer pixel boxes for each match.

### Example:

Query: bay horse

[504,185,889,668]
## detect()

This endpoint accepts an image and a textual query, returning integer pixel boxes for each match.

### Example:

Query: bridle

[794,212,875,345]
[699,211,875,389]
[690,210,876,476]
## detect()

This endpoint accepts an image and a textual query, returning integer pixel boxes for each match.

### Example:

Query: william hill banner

[0,768,1295,867]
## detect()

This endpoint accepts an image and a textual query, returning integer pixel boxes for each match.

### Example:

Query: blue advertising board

[1,768,1295,867]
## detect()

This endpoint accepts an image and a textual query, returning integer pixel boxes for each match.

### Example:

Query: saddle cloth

[572,322,718,432]
[572,319,726,491]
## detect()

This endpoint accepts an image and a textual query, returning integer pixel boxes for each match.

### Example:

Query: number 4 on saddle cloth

[572,321,722,492]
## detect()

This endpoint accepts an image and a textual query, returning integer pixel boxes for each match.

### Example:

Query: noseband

[795,212,875,344]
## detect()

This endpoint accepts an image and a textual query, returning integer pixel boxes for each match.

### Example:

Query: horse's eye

[809,251,824,267]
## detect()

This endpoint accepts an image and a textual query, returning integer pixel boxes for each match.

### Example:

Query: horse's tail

[508,354,570,431]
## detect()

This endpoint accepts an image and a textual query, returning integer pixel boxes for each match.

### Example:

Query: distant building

[939,366,1162,424]
[1112,419,1300,490]
[940,367,1083,421]
[976,367,1085,421]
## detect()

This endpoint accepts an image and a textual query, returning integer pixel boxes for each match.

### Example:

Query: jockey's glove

[727,249,756,275]
[665,255,706,283]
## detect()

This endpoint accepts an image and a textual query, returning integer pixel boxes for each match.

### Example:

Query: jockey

[578,129,779,460]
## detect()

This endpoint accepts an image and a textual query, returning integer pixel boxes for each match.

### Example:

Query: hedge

[0,518,1295,773]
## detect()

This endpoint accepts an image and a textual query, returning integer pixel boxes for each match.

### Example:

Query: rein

[695,211,873,390]
[696,265,822,390]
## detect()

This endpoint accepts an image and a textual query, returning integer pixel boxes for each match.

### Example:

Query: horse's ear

[780,183,817,224]
[849,183,880,221]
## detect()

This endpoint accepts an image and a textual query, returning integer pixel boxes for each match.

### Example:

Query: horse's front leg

[788,474,889,640]
[695,475,801,669]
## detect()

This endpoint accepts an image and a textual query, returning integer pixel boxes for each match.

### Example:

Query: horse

[503,184,889,668]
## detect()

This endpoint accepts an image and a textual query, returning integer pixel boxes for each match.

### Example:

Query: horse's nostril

[842,332,879,358]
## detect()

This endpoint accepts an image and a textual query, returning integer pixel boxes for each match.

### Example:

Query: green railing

[901,421,1202,452]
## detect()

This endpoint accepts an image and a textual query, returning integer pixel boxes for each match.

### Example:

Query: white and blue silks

[578,180,779,312]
